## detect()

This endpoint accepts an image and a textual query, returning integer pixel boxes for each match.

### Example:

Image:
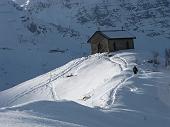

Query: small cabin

[87,30,136,54]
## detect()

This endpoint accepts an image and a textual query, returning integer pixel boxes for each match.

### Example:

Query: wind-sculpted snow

[0,51,170,127]
[1,0,170,90]
[0,53,123,108]
[1,0,170,126]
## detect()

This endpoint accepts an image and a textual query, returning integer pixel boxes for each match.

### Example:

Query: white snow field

[1,0,170,91]
[0,50,170,127]
[1,0,170,126]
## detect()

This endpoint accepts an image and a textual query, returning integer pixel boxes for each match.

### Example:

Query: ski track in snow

[84,54,133,108]
[103,55,132,107]
[3,52,165,110]
[106,75,134,107]
[1,51,170,127]
[7,57,89,106]
[6,55,107,107]
[5,53,132,108]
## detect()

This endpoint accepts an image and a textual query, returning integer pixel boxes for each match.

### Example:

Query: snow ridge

[0,51,170,127]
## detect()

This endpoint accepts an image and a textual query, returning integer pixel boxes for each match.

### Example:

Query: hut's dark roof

[101,30,136,39]
[87,30,136,43]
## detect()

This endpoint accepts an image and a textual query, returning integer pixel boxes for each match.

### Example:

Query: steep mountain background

[1,0,170,90]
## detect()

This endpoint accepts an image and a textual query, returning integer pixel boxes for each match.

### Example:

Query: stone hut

[87,30,136,54]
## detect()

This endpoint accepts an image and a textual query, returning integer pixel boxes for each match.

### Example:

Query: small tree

[165,48,170,67]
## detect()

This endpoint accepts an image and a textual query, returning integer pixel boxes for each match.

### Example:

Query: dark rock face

[10,0,170,39]
[74,0,170,38]
[27,22,37,33]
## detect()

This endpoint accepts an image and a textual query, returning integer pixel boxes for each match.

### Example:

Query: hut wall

[108,39,134,52]
[90,32,104,44]
[90,33,109,54]
[98,37,109,53]
[91,38,109,54]
[128,39,134,49]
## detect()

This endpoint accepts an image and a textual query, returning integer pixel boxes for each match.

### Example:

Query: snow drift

[0,51,170,127]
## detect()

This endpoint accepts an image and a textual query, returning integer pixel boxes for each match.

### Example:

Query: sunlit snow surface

[1,0,170,126]
[1,0,170,90]
[0,51,170,127]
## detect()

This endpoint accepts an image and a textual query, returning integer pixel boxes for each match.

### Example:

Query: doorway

[113,42,117,51]
[98,43,102,53]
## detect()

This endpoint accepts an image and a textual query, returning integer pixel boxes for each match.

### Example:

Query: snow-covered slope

[0,51,170,127]
[1,0,170,126]
[0,0,88,90]
[1,0,170,91]
[0,52,124,108]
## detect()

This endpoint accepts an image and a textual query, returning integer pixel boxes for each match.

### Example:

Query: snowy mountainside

[0,0,87,91]
[1,0,170,90]
[1,0,170,126]
[0,51,170,127]
[16,0,170,38]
